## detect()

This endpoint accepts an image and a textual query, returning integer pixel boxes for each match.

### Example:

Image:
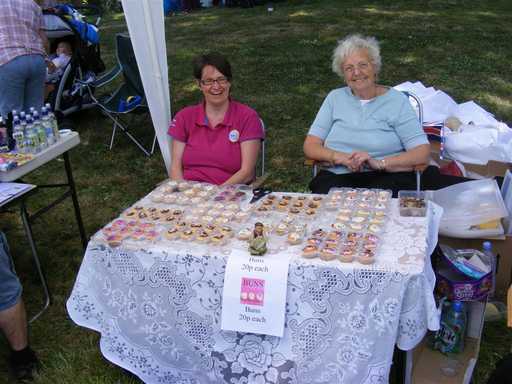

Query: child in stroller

[46,41,72,83]
[45,40,73,99]
[42,4,104,119]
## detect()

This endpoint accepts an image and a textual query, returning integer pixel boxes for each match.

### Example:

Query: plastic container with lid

[430,179,508,227]
[399,190,426,217]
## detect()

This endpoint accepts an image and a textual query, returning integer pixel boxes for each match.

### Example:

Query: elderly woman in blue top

[304,34,433,195]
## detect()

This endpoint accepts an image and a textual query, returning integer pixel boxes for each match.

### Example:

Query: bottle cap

[452,301,464,312]
[483,241,492,250]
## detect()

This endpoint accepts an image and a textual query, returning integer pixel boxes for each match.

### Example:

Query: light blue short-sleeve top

[308,87,429,174]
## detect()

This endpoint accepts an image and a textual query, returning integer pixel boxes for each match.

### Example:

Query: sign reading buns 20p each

[221,251,290,337]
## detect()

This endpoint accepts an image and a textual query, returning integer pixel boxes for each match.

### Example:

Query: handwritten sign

[221,251,290,337]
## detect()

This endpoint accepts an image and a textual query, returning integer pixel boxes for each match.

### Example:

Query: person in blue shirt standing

[304,34,467,196]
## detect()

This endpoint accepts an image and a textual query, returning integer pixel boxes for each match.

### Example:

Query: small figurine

[248,222,267,256]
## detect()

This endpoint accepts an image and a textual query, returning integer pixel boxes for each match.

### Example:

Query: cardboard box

[439,236,512,297]
[430,141,512,178]
[411,302,486,384]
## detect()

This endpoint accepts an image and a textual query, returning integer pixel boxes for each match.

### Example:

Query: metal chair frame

[85,33,157,156]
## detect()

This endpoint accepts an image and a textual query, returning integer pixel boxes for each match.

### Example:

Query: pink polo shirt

[168,100,264,185]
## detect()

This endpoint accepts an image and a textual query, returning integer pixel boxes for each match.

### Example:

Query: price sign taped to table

[221,251,290,337]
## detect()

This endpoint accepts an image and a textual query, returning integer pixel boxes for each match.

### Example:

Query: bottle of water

[435,301,466,354]
[32,111,48,151]
[25,117,39,153]
[12,115,26,153]
[0,116,8,151]
[41,108,55,146]
[482,241,496,299]
[45,103,60,141]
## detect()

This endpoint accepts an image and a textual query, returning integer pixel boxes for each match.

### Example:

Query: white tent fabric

[121,0,172,172]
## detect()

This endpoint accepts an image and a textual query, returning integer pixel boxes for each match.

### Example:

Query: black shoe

[8,350,40,383]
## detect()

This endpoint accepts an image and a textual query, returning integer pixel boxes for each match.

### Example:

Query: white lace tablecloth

[67,199,440,384]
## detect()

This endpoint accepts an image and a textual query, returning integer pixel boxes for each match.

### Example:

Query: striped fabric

[0,0,46,66]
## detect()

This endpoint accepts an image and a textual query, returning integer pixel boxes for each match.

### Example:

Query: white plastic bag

[443,123,512,165]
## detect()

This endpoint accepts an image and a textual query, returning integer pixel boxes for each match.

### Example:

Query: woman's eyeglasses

[343,62,371,74]
[200,77,229,86]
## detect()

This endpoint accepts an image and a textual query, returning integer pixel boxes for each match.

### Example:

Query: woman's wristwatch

[378,158,387,171]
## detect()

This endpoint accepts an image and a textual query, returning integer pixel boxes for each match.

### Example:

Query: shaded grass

[1,0,511,382]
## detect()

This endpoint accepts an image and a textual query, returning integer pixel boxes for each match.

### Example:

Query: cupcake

[276,223,288,236]
[358,251,375,265]
[165,227,179,240]
[237,228,252,241]
[331,222,347,231]
[302,245,318,258]
[211,233,225,245]
[349,223,364,231]
[151,193,165,203]
[196,230,210,243]
[287,232,302,245]
[220,225,233,237]
[338,249,354,263]
[320,247,337,261]
[180,229,194,241]
[106,234,124,247]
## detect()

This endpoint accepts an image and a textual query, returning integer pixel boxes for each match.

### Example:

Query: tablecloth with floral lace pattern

[67,200,440,384]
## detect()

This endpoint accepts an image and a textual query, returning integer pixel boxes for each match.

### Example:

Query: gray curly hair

[332,34,381,78]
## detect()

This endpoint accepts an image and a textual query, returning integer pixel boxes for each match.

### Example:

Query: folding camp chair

[87,33,156,156]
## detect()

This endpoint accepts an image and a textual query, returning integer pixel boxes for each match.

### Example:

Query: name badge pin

[229,129,240,143]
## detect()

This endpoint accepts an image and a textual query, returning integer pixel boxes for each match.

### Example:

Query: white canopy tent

[121,0,172,173]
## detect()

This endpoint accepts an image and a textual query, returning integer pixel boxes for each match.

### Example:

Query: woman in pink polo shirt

[168,53,264,185]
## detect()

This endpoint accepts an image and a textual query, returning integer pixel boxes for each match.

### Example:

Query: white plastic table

[1,132,86,321]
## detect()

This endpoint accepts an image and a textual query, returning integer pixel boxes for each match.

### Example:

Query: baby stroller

[42,4,105,120]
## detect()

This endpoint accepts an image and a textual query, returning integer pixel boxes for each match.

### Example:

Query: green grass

[1,0,512,382]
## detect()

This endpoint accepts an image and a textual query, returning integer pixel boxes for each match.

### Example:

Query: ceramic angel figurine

[248,222,267,256]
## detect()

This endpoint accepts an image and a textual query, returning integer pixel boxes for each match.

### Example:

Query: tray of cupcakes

[253,193,324,217]
[323,188,392,212]
[101,219,162,247]
[301,228,381,265]
[149,180,219,206]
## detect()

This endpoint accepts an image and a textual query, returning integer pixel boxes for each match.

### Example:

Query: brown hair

[192,52,232,81]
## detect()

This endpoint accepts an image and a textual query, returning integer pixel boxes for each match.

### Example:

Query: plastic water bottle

[41,108,55,146]
[0,116,8,151]
[436,301,466,354]
[482,241,496,298]
[12,116,26,153]
[25,117,39,153]
[32,111,48,151]
[45,103,60,141]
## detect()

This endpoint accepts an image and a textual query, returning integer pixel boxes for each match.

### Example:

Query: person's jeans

[0,54,46,118]
[0,232,22,312]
